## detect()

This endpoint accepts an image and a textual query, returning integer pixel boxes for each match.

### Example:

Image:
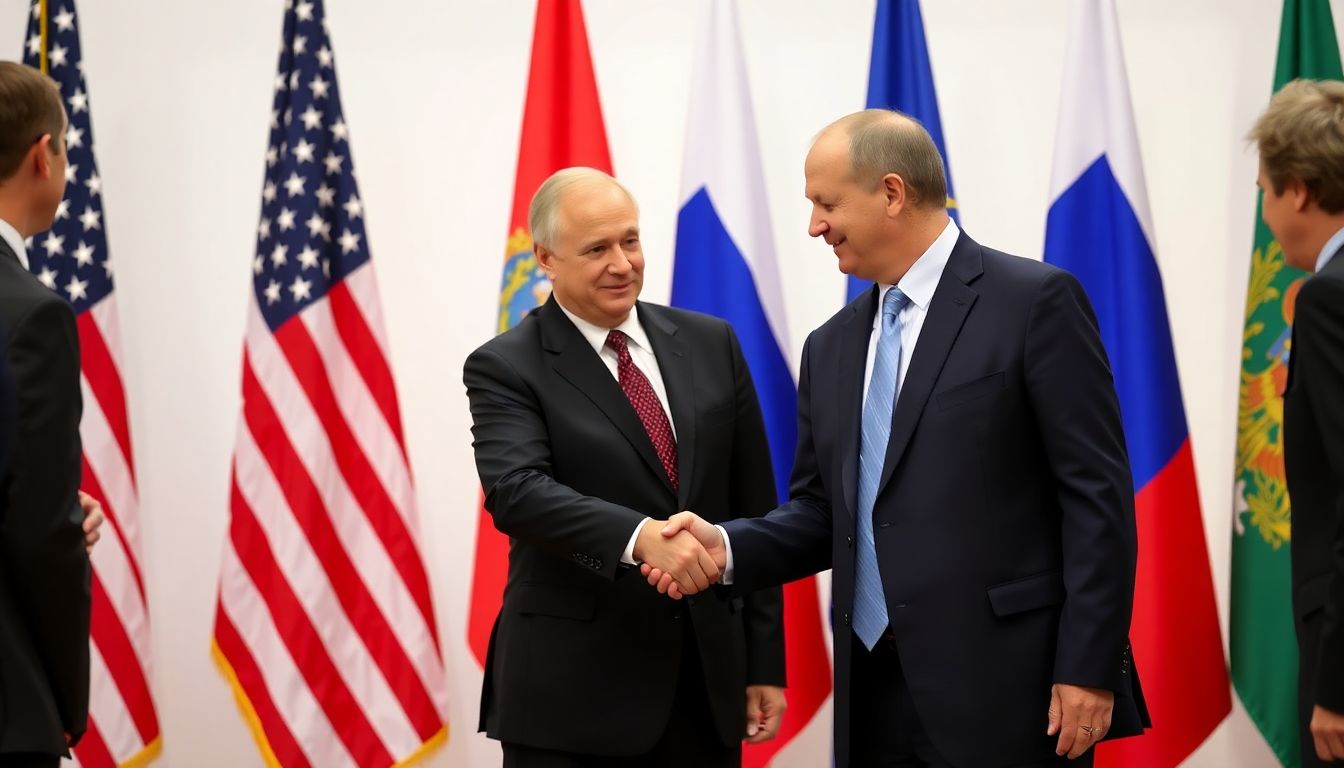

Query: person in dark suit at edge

[1250,78,1344,765]
[463,167,786,767]
[645,109,1150,767]
[0,60,97,768]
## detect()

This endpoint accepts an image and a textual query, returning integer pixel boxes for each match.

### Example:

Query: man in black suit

[1251,79,1344,765]
[464,168,786,766]
[0,61,91,768]
[647,109,1148,766]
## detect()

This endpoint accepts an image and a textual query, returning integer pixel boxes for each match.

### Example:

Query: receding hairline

[528,167,639,250]
[812,111,926,168]
[818,109,920,143]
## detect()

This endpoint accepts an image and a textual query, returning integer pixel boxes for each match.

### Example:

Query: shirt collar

[1316,225,1344,273]
[0,218,29,270]
[874,217,960,322]
[555,299,653,357]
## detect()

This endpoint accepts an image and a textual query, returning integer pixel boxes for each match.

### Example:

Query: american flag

[21,2,162,765]
[211,1,449,765]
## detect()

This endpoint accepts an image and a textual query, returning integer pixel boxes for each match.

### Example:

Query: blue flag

[848,0,960,302]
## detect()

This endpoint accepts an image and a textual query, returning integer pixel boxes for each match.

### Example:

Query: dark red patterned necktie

[605,330,679,492]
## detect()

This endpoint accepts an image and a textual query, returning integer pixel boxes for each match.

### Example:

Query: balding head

[817,109,947,211]
[529,167,638,250]
[804,109,952,285]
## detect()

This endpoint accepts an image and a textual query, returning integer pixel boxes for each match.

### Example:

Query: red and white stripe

[214,263,449,767]
[65,299,161,768]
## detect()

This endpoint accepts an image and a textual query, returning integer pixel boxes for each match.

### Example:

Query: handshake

[632,511,724,599]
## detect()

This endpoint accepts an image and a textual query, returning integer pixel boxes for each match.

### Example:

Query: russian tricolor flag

[1044,1,1230,764]
[670,2,831,765]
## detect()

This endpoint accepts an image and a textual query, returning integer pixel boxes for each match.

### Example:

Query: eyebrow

[579,227,640,252]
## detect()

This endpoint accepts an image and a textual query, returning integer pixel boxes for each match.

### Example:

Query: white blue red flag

[671,2,832,765]
[1044,2,1230,764]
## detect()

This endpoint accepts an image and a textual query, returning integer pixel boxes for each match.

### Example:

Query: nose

[609,247,633,274]
[808,214,828,239]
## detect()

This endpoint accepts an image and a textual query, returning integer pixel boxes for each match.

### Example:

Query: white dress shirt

[0,218,30,270]
[862,218,960,402]
[719,218,961,584]
[555,301,675,565]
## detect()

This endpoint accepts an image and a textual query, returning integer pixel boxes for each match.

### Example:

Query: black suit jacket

[724,232,1148,767]
[1285,247,1344,721]
[464,296,785,756]
[0,237,90,756]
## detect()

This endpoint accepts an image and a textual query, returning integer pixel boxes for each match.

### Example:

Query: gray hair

[825,109,948,211]
[528,167,638,249]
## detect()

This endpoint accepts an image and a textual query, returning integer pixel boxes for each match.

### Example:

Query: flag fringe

[211,640,448,768]
[211,640,282,768]
[117,735,163,768]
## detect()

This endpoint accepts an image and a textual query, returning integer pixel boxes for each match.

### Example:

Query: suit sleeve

[1023,270,1136,692]
[1295,272,1344,712]
[0,297,89,742]
[723,333,834,594]
[464,344,646,580]
[723,324,786,687]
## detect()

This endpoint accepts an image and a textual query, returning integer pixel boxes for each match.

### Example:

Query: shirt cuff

[716,524,735,585]
[621,518,650,565]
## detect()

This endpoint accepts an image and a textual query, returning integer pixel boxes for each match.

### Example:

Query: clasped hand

[636,512,722,599]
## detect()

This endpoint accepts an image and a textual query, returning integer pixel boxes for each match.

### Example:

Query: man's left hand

[1047,683,1113,759]
[744,685,786,744]
[1311,704,1344,761]
[80,491,104,554]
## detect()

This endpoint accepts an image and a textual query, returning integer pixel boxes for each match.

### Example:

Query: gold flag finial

[38,0,49,74]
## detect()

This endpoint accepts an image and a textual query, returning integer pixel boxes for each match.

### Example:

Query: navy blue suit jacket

[724,232,1148,767]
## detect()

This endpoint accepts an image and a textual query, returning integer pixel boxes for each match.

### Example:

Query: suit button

[843,612,851,627]
[846,535,853,548]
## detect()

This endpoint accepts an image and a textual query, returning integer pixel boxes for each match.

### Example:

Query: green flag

[1231,1,1342,765]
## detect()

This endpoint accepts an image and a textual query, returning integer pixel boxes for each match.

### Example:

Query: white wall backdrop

[0,0,1329,764]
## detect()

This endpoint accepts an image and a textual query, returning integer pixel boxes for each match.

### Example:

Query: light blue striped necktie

[854,286,910,650]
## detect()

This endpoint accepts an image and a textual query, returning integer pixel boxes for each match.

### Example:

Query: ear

[32,133,55,179]
[1289,177,1312,213]
[535,242,558,279]
[882,172,907,218]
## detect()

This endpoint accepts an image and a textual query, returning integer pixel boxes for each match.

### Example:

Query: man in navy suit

[645,109,1148,766]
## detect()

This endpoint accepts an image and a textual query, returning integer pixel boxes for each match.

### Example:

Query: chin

[601,300,637,319]
[1284,249,1316,272]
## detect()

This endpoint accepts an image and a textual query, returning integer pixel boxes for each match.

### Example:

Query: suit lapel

[876,235,982,498]
[640,304,696,509]
[541,298,674,496]
[838,287,877,532]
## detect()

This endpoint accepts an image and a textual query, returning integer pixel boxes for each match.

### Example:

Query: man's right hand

[640,511,724,598]
[633,518,720,595]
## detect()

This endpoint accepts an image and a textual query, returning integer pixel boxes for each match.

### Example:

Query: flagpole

[38,0,47,73]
